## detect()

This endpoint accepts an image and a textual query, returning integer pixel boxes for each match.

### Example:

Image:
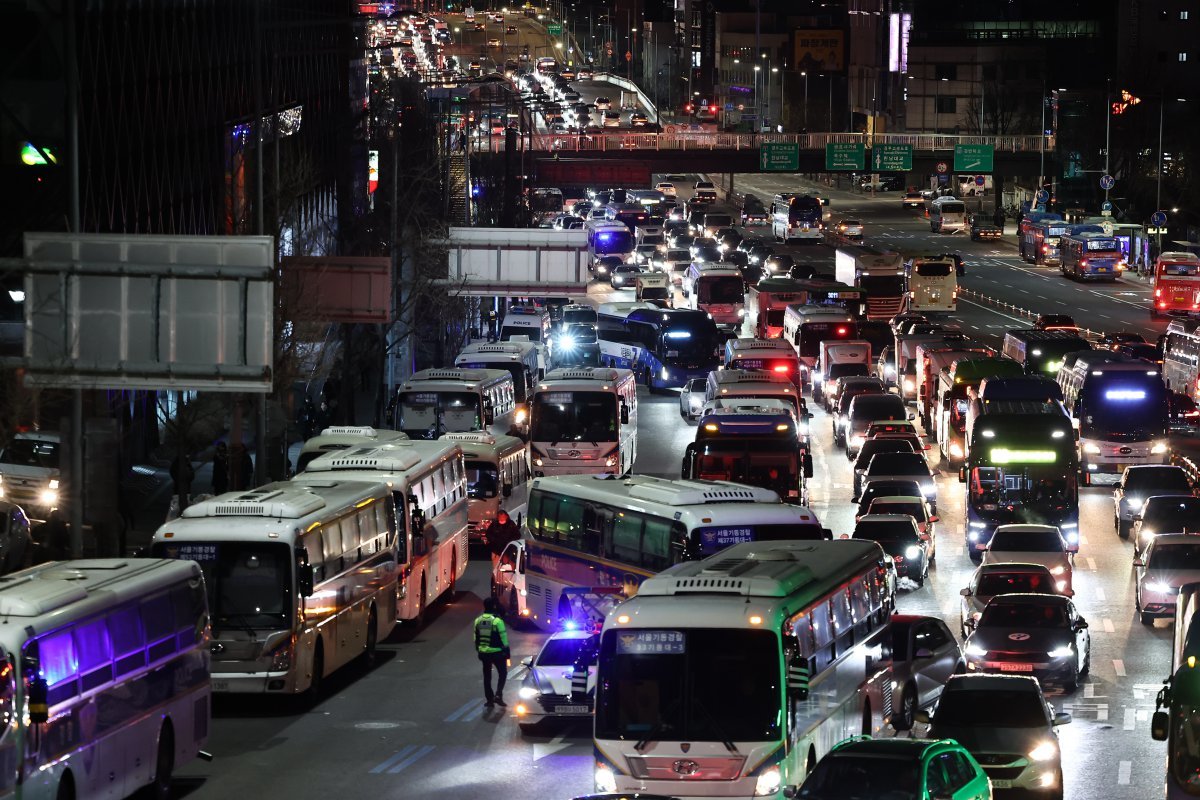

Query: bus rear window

[915,262,952,277]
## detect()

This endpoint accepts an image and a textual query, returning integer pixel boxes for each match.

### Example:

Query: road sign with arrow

[872,144,912,172]
[953,144,994,172]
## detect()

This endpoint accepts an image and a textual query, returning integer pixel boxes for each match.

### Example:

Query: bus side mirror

[787,654,810,701]
[803,453,814,479]
[297,563,315,598]
[503,482,513,498]
[620,403,630,425]
[28,675,48,724]
[1152,710,1170,741]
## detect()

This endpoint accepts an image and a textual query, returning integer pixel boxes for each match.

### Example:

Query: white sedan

[981,525,1074,595]
[515,629,597,733]
[655,182,678,197]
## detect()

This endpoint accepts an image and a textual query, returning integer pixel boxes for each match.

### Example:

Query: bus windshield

[1081,379,1168,439]
[0,438,60,469]
[458,361,529,402]
[860,275,906,295]
[398,391,482,438]
[153,541,291,630]
[595,628,781,743]
[969,467,1075,519]
[915,262,952,277]
[691,440,797,491]
[698,275,744,304]
[465,460,500,499]
[592,229,635,255]
[659,328,720,363]
[532,391,619,442]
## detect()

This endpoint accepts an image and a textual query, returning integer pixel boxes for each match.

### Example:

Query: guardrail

[497,131,1056,154]
[1172,453,1200,485]
[956,286,1105,343]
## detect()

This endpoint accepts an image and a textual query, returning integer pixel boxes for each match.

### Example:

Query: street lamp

[801,71,808,130]
[454,26,461,48]
[754,64,762,129]
[771,66,778,131]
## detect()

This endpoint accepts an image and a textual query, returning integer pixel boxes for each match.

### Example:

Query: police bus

[597,304,721,391]
[723,337,802,386]
[456,339,542,402]
[683,405,815,503]
[592,540,895,797]
[296,425,409,472]
[782,305,858,388]
[682,262,745,329]
[392,368,517,439]
[530,368,638,477]
[0,558,211,800]
[154,479,398,694]
[441,431,531,542]
[585,219,636,271]
[523,476,827,631]
[294,439,470,624]
[1059,231,1126,282]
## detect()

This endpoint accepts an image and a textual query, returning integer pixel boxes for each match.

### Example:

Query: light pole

[801,71,808,130]
[754,64,761,130]
[770,66,778,131]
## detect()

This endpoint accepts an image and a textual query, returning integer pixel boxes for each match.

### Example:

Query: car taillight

[1080,259,1088,267]
[1042,245,1048,253]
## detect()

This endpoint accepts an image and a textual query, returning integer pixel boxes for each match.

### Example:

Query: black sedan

[963,593,1091,692]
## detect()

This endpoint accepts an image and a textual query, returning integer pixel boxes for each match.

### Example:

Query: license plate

[1097,267,1109,272]
[211,679,231,691]
[555,705,588,714]
[998,663,1033,673]
[991,780,1013,789]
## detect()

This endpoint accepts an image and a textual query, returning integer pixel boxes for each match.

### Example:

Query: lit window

[1183,10,1190,19]
[1181,52,1190,62]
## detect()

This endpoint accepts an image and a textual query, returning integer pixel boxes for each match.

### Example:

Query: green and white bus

[592,539,895,798]
[1152,582,1200,799]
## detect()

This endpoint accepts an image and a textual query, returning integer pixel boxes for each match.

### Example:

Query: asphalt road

[176,176,1176,800]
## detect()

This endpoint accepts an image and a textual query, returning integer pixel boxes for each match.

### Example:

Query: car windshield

[595,628,780,742]
[933,688,1048,728]
[798,753,920,800]
[977,570,1054,596]
[851,396,906,422]
[531,391,619,442]
[867,454,928,476]
[0,439,60,469]
[857,441,916,467]
[980,601,1068,628]
[990,529,1064,552]
[1145,498,1200,531]
[871,501,926,521]
[537,636,590,666]
[855,522,918,545]
[465,460,500,499]
[152,541,291,630]
[1148,543,1200,570]
[1125,468,1192,493]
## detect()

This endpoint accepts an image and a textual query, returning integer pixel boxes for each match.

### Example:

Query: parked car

[889,615,964,730]
[959,561,1061,637]
[963,593,1091,692]
[918,674,1071,796]
[515,628,597,733]
[1135,532,1200,624]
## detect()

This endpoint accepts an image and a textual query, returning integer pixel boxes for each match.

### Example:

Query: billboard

[280,257,392,324]
[18,233,274,392]
[792,29,844,71]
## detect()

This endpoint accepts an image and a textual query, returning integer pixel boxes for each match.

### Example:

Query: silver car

[1113,465,1192,537]
[679,378,707,421]
[516,629,597,733]
[889,615,964,731]
[1135,533,1200,625]
[959,561,1061,638]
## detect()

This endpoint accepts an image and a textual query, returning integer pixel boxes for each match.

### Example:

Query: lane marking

[533,730,573,761]
[1123,708,1136,730]
[1102,618,1116,633]
[1098,704,1109,721]
[956,297,1029,326]
[386,744,436,774]
[1086,557,1098,571]
[370,745,419,774]
[1084,683,1095,699]
[444,698,482,723]
[1118,761,1131,785]
[1114,659,1127,677]
[461,702,489,722]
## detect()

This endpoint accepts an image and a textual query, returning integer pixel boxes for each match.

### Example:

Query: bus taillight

[773,364,790,373]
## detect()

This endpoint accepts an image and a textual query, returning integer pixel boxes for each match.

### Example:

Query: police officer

[473,597,510,708]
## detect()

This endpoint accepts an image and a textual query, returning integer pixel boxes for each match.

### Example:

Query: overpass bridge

[477,131,1057,186]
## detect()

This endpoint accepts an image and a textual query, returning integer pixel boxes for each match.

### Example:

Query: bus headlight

[605,455,617,467]
[267,638,294,670]
[514,407,528,424]
[39,487,59,506]
[661,367,670,380]
[903,378,915,393]
[754,766,782,796]
[1082,443,1101,455]
[1151,441,1169,455]
[737,308,746,317]
[595,765,617,793]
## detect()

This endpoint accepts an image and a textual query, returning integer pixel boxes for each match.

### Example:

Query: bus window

[642,516,673,571]
[109,605,146,677]
[75,617,113,692]
[609,513,642,563]
[142,595,177,663]
[39,630,78,706]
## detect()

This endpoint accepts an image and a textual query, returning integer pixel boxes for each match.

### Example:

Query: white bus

[524,475,827,631]
[295,440,469,623]
[297,426,408,472]
[530,368,638,477]
[682,262,745,329]
[0,558,211,800]
[771,193,824,242]
[592,539,895,797]
[154,479,398,695]
[782,305,857,387]
[393,367,517,439]
[904,256,958,313]
[455,339,542,402]
[1163,318,1200,399]
[441,431,530,542]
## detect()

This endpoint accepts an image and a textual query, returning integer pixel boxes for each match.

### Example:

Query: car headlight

[1083,443,1101,455]
[1028,740,1059,762]
[754,766,782,796]
[514,407,528,424]
[737,308,746,317]
[39,488,59,506]
[949,442,964,458]
[1141,528,1157,543]
[1146,581,1176,595]
[595,765,617,793]
[965,643,987,658]
[903,378,915,393]
[559,336,576,350]
[905,545,921,560]
[1152,441,1169,455]
[605,455,617,467]
[1126,497,1144,511]
[518,686,539,700]
[849,435,865,449]
[921,484,935,497]
[660,367,670,380]
[1047,645,1074,659]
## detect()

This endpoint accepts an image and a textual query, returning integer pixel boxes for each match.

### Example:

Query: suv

[1135,533,1200,624]
[843,393,909,458]
[797,737,990,800]
[852,438,916,498]
[0,431,63,522]
[918,674,1071,797]
[1113,465,1193,537]
[858,451,937,512]
[1133,494,1200,557]
[852,514,929,587]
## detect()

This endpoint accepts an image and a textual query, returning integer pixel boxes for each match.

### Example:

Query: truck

[835,245,905,321]
[746,277,809,339]
[934,357,1024,468]
[914,344,993,433]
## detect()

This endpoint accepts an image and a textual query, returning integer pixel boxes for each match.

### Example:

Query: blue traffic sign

[1101,200,1113,212]
[1153,210,1168,226]
[1036,189,1050,203]
[1100,174,1115,190]
[974,175,986,187]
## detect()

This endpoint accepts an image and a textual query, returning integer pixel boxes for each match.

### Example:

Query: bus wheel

[364,606,378,663]
[142,722,175,800]
[55,772,75,800]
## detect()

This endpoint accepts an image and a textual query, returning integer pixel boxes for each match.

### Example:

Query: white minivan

[815,339,873,409]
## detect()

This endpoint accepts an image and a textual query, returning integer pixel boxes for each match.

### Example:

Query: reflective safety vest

[473,612,508,654]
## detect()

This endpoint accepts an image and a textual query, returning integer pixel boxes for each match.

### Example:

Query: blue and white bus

[1060,231,1127,282]
[596,304,722,390]
[585,219,635,268]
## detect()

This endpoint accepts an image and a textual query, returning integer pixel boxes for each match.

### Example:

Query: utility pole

[1104,79,1111,205]
[65,0,84,558]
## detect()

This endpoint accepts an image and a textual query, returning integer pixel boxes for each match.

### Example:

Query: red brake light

[773,365,789,373]
[1080,259,1088,267]
[1041,245,1048,252]
[836,326,848,336]
[709,104,718,114]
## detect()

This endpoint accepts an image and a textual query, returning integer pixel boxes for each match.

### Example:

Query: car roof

[1148,532,1200,547]
[829,737,952,758]
[986,592,1069,607]
[976,561,1054,574]
[942,673,1043,693]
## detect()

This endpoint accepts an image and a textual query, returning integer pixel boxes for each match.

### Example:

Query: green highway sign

[826,142,865,171]
[760,142,800,172]
[953,144,994,173]
[547,23,562,36]
[872,143,913,172]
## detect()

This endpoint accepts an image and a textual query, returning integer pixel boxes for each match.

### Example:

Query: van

[701,211,734,237]
[0,431,62,522]
[843,392,910,458]
[816,339,873,409]
[929,196,968,234]
[635,271,671,304]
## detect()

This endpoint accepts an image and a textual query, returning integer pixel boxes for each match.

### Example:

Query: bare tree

[961,81,1039,136]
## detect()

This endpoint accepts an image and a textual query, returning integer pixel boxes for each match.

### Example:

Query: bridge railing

[489,131,1056,155]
